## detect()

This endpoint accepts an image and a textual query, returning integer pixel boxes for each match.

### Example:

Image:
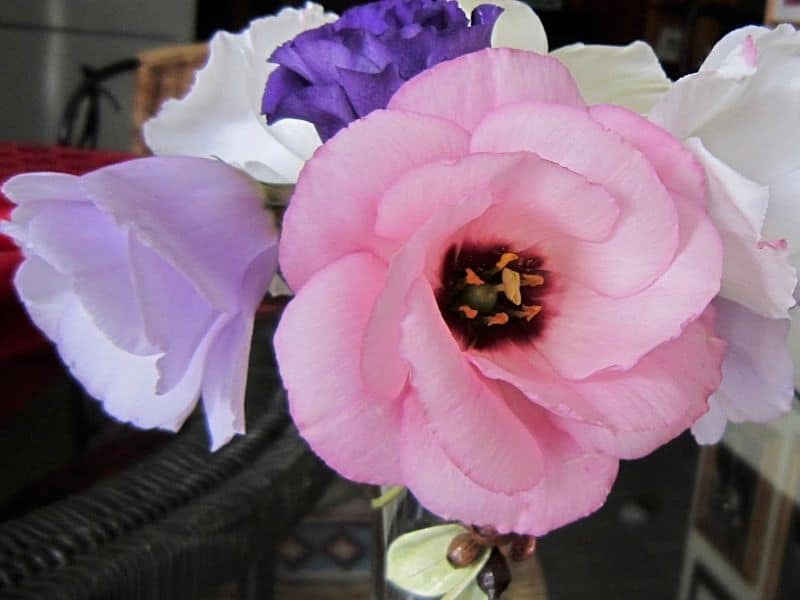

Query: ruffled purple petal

[338,64,405,117]
[261,67,307,116]
[271,83,358,141]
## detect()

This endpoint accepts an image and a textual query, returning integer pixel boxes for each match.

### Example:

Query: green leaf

[386,524,490,598]
[448,580,488,600]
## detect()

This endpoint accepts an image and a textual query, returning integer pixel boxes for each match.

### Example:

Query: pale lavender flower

[1,156,278,449]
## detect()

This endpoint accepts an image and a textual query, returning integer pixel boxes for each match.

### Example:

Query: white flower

[650,25,800,442]
[461,0,672,114]
[551,41,671,114]
[143,3,336,184]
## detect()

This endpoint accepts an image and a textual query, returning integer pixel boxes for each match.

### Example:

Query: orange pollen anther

[486,312,510,326]
[464,268,485,285]
[458,305,479,319]
[521,273,545,287]
[496,253,519,270]
[512,305,542,322]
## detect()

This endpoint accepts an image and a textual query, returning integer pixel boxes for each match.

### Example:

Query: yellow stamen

[458,305,479,319]
[501,268,522,306]
[512,305,542,322]
[521,273,545,287]
[465,268,485,286]
[486,312,510,326]
[496,252,519,270]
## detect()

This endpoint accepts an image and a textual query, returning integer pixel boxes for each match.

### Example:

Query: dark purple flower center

[262,0,503,141]
[436,243,550,350]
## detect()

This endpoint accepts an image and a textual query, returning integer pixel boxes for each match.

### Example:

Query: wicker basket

[131,43,210,155]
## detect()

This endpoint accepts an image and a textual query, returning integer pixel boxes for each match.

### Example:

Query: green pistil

[459,284,498,313]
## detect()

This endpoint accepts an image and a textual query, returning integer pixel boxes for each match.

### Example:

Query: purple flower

[262,0,503,141]
[1,157,278,449]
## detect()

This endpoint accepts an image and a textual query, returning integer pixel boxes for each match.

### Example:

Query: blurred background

[0,0,779,151]
[2,1,800,599]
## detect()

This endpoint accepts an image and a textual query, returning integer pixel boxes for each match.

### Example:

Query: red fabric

[0,143,134,422]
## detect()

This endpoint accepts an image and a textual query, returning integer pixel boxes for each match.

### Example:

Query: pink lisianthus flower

[276,48,726,534]
[1,157,278,449]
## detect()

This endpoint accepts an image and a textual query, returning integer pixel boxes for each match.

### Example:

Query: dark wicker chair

[0,315,333,600]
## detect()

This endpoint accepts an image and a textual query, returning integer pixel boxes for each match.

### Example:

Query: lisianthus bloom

[650,25,799,443]
[144,3,336,183]
[145,0,667,183]
[262,0,502,141]
[1,157,278,449]
[1,194,44,357]
[276,49,726,534]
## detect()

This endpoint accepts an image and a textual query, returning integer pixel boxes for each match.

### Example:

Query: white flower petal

[789,314,800,390]
[762,168,800,272]
[143,3,335,183]
[459,0,547,53]
[650,25,800,184]
[685,137,796,319]
[691,399,728,444]
[699,25,778,73]
[693,298,793,444]
[552,41,670,113]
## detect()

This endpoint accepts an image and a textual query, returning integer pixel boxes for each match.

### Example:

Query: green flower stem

[371,485,406,510]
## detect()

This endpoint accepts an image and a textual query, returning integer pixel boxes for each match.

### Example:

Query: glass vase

[374,490,445,599]
[373,490,546,599]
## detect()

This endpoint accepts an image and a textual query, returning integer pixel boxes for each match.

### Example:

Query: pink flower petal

[471,102,680,297]
[275,252,404,483]
[456,154,620,248]
[280,110,470,290]
[589,104,707,207]
[364,153,618,400]
[545,311,724,459]
[536,197,721,379]
[400,385,618,535]
[376,151,619,247]
[468,346,608,426]
[363,182,496,400]
[400,281,545,494]
[470,306,724,456]
[389,48,585,132]
[374,153,523,241]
